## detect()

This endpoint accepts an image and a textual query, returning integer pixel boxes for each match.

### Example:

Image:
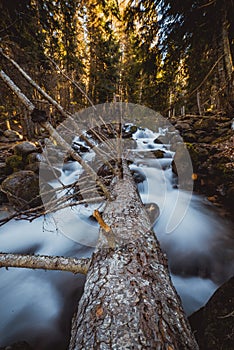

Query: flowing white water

[0,126,233,349]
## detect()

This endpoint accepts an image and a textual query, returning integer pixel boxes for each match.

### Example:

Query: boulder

[1,170,48,210]
[13,141,37,157]
[189,277,234,350]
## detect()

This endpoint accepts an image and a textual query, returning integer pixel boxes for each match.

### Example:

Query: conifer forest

[0,1,233,350]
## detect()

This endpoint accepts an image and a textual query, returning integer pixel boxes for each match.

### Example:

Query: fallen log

[69,161,199,349]
[0,60,198,348]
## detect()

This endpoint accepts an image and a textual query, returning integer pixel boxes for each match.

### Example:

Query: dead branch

[0,70,34,112]
[0,252,90,274]
[0,49,70,119]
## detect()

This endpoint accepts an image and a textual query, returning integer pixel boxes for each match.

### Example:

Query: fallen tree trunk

[0,58,198,348]
[69,162,198,349]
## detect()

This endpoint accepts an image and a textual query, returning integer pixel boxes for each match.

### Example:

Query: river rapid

[0,125,233,350]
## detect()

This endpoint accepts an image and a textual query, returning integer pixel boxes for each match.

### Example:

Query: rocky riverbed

[170,113,234,218]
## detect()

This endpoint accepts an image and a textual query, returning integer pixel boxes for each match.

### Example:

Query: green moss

[5,155,24,172]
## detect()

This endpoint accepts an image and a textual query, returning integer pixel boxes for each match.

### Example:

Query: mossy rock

[5,155,24,172]
[1,170,43,210]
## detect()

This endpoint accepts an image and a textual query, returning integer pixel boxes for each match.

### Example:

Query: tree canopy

[0,0,233,121]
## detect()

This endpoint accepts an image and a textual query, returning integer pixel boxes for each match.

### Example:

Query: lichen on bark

[69,162,198,349]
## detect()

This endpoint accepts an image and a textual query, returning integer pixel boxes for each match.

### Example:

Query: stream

[0,124,233,350]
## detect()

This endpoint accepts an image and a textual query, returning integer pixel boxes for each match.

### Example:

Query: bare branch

[0,48,70,119]
[0,70,34,112]
[0,252,90,274]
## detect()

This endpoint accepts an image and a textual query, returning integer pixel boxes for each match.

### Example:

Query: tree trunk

[69,162,198,350]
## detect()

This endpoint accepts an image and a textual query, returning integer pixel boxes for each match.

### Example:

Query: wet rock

[122,124,138,138]
[189,276,234,350]
[132,170,146,184]
[72,141,90,153]
[152,149,165,158]
[144,203,160,224]
[153,137,163,144]
[13,141,37,157]
[154,134,171,145]
[1,170,46,210]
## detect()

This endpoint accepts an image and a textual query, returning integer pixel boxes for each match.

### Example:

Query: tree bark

[69,162,198,350]
[0,253,90,275]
